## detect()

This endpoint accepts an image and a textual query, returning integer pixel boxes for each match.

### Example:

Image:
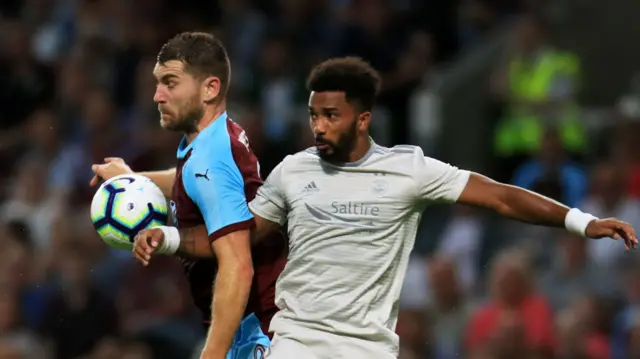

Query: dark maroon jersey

[170,113,286,334]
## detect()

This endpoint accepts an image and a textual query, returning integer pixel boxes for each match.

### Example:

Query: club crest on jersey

[372,179,389,197]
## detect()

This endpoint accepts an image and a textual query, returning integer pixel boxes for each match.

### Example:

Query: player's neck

[346,136,372,163]
[185,104,227,143]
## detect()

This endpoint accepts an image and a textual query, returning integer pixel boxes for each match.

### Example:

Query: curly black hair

[306,57,382,111]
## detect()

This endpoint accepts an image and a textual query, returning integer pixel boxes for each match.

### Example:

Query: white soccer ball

[90,174,169,250]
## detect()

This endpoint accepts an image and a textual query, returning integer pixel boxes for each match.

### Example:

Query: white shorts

[266,330,397,359]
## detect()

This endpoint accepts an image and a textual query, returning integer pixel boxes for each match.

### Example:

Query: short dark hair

[157,32,231,96]
[306,57,382,111]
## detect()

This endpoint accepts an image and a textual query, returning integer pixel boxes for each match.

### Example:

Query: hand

[90,157,134,186]
[132,228,164,266]
[586,218,638,250]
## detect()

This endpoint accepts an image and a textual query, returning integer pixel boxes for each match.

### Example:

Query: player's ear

[202,76,221,103]
[357,111,371,132]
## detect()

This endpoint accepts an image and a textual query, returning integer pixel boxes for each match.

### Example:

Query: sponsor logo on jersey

[304,201,379,229]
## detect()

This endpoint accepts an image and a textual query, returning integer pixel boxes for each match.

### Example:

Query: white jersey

[249,142,470,357]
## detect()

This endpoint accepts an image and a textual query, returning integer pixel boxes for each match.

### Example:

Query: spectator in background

[250,34,299,145]
[0,287,45,359]
[0,158,64,250]
[22,108,84,198]
[560,295,611,359]
[581,163,640,270]
[458,0,500,46]
[435,206,483,294]
[87,337,154,359]
[116,255,202,359]
[39,243,118,359]
[86,337,124,359]
[380,28,435,145]
[427,257,472,359]
[607,121,640,200]
[626,314,640,359]
[0,221,51,330]
[465,249,554,358]
[399,255,430,311]
[540,233,619,312]
[476,310,534,359]
[490,11,585,180]
[512,128,588,208]
[0,19,56,159]
[611,263,640,359]
[396,309,431,359]
[556,306,600,359]
[218,0,267,97]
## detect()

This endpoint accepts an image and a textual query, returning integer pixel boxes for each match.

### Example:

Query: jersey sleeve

[248,159,288,226]
[183,141,254,241]
[412,148,470,203]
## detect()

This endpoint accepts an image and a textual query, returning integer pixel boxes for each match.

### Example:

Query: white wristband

[565,208,598,237]
[156,226,180,255]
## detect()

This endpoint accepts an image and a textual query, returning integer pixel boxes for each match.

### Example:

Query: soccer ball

[90,174,169,250]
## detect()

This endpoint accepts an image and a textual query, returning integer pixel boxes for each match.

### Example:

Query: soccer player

[90,32,285,359]
[128,57,636,359]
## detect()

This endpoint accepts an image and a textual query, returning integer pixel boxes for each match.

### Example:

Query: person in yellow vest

[490,12,586,178]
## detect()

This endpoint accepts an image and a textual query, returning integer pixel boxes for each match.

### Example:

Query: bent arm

[176,214,282,258]
[138,168,176,198]
[457,172,570,226]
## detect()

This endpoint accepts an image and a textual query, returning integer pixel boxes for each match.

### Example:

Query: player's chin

[159,117,179,131]
[316,145,333,157]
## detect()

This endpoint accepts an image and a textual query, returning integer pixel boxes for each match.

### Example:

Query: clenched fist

[90,157,134,186]
[586,218,638,250]
[132,228,165,266]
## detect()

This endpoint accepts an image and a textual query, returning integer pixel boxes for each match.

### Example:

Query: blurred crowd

[2,0,640,358]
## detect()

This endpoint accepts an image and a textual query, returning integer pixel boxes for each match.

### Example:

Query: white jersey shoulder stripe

[389,145,418,154]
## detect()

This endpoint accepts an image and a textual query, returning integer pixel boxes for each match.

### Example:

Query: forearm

[176,226,214,258]
[138,168,176,198]
[172,216,281,258]
[459,174,572,228]
[493,184,569,227]
[202,261,253,357]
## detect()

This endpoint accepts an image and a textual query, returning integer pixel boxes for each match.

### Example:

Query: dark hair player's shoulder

[157,32,231,94]
[306,57,382,111]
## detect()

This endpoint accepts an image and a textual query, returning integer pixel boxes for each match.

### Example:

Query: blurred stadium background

[2,0,640,358]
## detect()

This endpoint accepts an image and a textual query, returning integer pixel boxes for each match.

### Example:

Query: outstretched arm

[457,173,638,247]
[413,151,637,249]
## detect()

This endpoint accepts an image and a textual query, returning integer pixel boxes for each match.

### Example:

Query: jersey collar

[176,112,228,159]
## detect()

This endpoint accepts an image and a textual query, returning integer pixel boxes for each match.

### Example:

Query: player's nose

[153,88,166,103]
[313,118,328,135]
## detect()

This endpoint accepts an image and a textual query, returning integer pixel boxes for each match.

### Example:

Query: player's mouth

[315,141,331,151]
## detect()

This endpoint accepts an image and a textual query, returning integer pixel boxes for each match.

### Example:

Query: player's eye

[167,82,177,89]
